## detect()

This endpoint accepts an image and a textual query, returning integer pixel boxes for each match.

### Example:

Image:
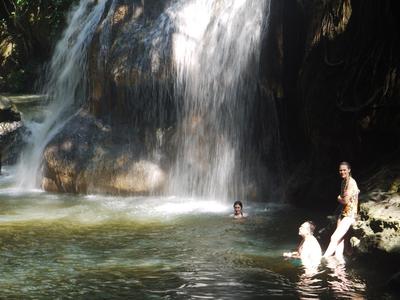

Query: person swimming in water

[232,200,247,219]
[283,221,322,267]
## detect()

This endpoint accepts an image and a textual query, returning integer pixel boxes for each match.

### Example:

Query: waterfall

[15,0,271,200]
[16,0,107,189]
[168,0,269,201]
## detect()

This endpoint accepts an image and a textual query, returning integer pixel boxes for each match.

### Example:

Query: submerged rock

[42,110,166,195]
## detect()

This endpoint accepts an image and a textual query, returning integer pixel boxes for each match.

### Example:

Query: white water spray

[16,0,107,189]
[168,0,269,200]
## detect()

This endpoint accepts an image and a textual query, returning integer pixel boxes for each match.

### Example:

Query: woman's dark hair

[339,161,351,169]
[233,200,243,209]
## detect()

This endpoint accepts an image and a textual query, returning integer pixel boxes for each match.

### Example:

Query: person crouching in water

[283,221,322,267]
[323,161,359,260]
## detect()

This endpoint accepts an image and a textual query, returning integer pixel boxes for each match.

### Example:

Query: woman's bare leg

[323,217,354,257]
[335,239,345,259]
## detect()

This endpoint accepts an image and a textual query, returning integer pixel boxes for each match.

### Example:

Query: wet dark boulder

[0,95,21,122]
[0,95,25,170]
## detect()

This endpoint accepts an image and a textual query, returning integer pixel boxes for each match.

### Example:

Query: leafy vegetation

[0,0,77,92]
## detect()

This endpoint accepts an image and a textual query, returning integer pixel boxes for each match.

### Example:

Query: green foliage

[0,0,78,92]
[15,0,28,6]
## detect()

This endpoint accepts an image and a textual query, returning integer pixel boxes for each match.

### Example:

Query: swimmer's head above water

[233,201,244,218]
[298,221,316,237]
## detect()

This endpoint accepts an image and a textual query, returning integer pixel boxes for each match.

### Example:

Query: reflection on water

[325,256,366,299]
[295,261,366,300]
[296,268,325,299]
[0,166,396,299]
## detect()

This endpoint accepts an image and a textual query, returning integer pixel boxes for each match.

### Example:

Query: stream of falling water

[168,0,269,200]
[16,0,107,189]
[15,0,269,201]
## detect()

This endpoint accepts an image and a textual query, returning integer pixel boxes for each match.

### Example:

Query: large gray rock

[351,194,400,255]
[42,110,166,195]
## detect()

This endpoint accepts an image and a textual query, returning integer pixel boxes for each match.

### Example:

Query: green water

[0,167,396,299]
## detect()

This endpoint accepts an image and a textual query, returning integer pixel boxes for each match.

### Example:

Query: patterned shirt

[341,177,360,218]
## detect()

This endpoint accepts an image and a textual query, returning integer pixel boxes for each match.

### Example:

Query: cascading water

[15,0,270,200]
[168,0,269,201]
[16,0,107,189]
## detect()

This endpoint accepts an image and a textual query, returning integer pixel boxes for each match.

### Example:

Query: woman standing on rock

[323,162,360,260]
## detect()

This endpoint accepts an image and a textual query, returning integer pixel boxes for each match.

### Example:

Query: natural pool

[0,166,396,299]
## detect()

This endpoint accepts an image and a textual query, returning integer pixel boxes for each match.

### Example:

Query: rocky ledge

[0,95,25,170]
[351,194,400,256]
[348,191,400,293]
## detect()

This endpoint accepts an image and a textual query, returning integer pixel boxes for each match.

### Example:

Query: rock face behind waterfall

[42,111,166,194]
[41,0,172,195]
[87,0,173,121]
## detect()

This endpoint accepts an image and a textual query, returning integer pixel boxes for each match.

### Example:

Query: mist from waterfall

[168,0,269,201]
[16,0,107,189]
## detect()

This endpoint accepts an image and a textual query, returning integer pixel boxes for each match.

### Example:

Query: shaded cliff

[260,0,400,263]
[261,0,400,209]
